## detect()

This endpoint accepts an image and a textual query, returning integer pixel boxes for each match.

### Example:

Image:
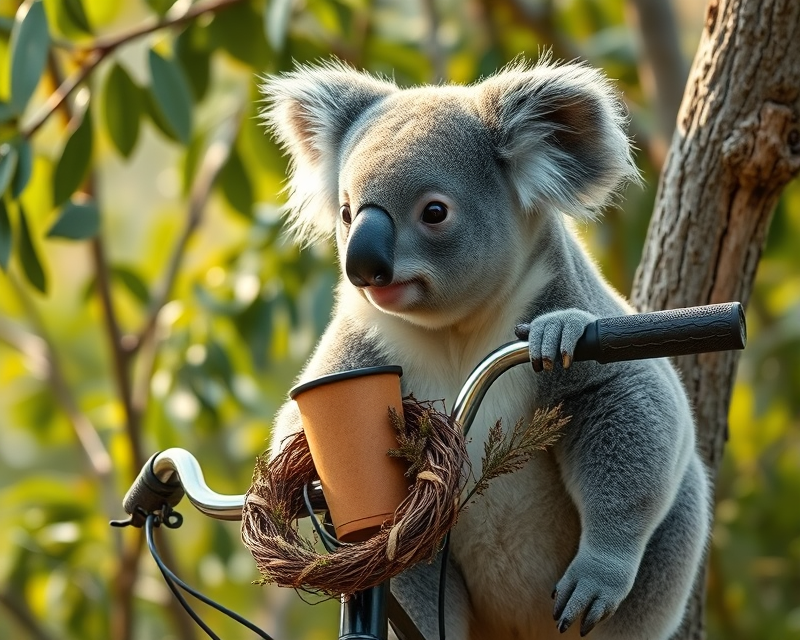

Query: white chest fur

[375,315,581,635]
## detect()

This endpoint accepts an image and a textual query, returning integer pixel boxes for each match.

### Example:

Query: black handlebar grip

[122,452,185,527]
[574,302,747,364]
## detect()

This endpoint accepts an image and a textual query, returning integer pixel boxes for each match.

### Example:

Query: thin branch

[21,0,246,139]
[1,285,113,478]
[128,109,244,356]
[0,591,56,640]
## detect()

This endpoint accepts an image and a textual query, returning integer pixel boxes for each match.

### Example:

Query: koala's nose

[345,205,395,288]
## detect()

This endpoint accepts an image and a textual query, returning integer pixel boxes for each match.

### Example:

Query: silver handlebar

[147,341,530,521]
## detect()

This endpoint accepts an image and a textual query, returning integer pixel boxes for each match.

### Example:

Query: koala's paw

[514,308,596,373]
[552,550,636,636]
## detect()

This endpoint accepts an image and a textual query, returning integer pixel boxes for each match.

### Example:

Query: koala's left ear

[261,61,397,244]
[476,60,639,218]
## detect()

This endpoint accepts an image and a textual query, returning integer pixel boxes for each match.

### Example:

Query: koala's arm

[549,360,694,633]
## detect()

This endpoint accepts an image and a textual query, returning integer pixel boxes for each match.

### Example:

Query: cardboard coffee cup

[289,366,409,542]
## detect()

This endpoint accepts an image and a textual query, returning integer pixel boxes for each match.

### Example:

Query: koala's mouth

[363,279,423,311]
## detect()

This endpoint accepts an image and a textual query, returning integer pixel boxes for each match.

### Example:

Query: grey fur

[262,58,708,639]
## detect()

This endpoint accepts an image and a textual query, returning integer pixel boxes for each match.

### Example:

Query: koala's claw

[520,309,596,373]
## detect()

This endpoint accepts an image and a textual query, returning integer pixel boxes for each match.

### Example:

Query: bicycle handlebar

[119,302,746,524]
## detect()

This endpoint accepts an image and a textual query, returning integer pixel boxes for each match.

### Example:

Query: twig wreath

[241,396,567,596]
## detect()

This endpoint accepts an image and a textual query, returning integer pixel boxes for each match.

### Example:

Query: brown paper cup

[289,366,409,542]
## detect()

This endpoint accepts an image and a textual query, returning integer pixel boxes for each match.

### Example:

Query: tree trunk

[631,0,800,637]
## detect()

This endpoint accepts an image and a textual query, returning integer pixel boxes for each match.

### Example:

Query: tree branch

[128,109,243,358]
[0,285,113,478]
[21,0,246,139]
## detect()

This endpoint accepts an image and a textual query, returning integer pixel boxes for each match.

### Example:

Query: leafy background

[0,0,797,639]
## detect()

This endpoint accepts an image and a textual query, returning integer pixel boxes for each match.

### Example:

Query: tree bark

[631,0,800,637]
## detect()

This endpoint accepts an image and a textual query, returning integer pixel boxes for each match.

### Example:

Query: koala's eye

[340,204,352,225]
[421,201,448,225]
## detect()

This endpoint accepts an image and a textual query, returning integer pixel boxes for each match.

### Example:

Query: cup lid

[289,365,403,399]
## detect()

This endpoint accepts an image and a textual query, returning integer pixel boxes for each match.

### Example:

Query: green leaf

[44,0,92,37]
[103,63,141,158]
[219,146,254,218]
[10,1,51,114]
[47,198,99,240]
[142,86,178,142]
[0,102,17,123]
[147,49,193,145]
[53,107,93,206]
[265,0,292,52]
[0,144,19,196]
[0,200,11,270]
[111,266,149,304]
[17,205,46,292]
[209,2,270,68]
[11,139,33,198]
[175,24,211,102]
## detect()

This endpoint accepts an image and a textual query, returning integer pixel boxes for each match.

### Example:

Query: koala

[261,58,710,640]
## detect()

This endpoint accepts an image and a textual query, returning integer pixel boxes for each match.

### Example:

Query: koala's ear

[476,59,639,219]
[261,61,397,243]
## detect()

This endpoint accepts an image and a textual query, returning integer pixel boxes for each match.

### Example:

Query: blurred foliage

[0,0,797,639]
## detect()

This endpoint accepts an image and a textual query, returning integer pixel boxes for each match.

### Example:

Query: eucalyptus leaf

[103,64,141,158]
[147,49,193,144]
[0,144,19,196]
[11,139,33,198]
[142,86,178,142]
[47,199,100,240]
[44,0,92,37]
[0,200,11,270]
[145,0,177,16]
[111,266,150,304]
[53,108,93,206]
[175,24,211,102]
[17,205,46,293]
[219,146,254,218]
[208,2,270,68]
[0,102,17,123]
[9,0,50,114]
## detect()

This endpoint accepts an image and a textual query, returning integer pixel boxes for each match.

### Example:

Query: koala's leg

[390,554,471,640]
[591,456,710,640]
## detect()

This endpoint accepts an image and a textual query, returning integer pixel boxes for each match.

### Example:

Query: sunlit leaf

[103,63,141,158]
[219,145,254,218]
[265,0,292,52]
[0,200,11,270]
[11,139,33,198]
[147,49,193,144]
[17,204,46,292]
[9,0,50,114]
[0,144,18,196]
[52,107,93,207]
[47,198,99,240]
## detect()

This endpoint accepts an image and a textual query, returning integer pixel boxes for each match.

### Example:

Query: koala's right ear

[261,61,397,244]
